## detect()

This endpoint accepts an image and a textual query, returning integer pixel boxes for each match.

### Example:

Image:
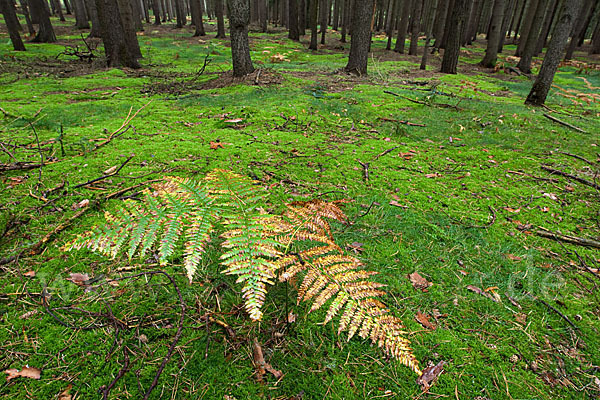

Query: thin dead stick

[553,151,596,166]
[379,117,427,127]
[536,298,579,330]
[521,225,600,249]
[543,113,587,134]
[73,155,134,189]
[357,159,369,183]
[540,165,600,190]
[374,146,400,160]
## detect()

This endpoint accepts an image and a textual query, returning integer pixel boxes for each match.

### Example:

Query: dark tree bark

[344,0,374,75]
[298,0,305,34]
[498,0,516,52]
[420,0,438,69]
[340,0,350,42]
[440,0,469,73]
[191,0,206,35]
[85,0,102,36]
[1,0,26,50]
[590,17,600,54]
[95,0,141,67]
[516,0,547,73]
[174,0,185,26]
[432,0,449,48]
[308,0,318,49]
[228,0,254,76]
[394,0,412,52]
[215,0,226,37]
[130,0,144,31]
[319,0,327,44]
[73,0,91,28]
[18,0,36,36]
[52,0,66,21]
[465,0,482,45]
[259,0,267,32]
[480,0,505,67]
[511,0,527,41]
[408,0,422,55]
[289,0,299,39]
[515,0,539,56]
[534,0,557,54]
[385,0,397,50]
[439,0,455,49]
[152,0,161,24]
[564,0,594,59]
[29,0,57,42]
[332,0,340,30]
[526,0,582,105]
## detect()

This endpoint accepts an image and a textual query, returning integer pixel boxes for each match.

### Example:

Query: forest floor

[1,16,600,400]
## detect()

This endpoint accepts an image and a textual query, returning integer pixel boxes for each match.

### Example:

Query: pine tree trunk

[95,0,141,67]
[260,0,268,32]
[480,0,505,67]
[319,0,327,44]
[465,0,482,45]
[534,0,557,54]
[590,18,600,54]
[53,0,66,21]
[525,0,582,105]
[0,0,26,50]
[564,0,594,59]
[440,0,468,73]
[420,0,438,69]
[497,0,516,52]
[228,0,254,76]
[289,0,299,39]
[439,0,455,49]
[394,0,412,53]
[309,0,318,49]
[86,0,102,36]
[340,0,350,42]
[174,0,185,26]
[73,0,90,28]
[385,0,397,50]
[215,0,226,37]
[29,0,57,42]
[515,0,539,56]
[19,0,37,36]
[344,0,374,75]
[408,0,422,55]
[516,0,546,72]
[153,0,161,24]
[191,0,206,35]
[298,0,305,34]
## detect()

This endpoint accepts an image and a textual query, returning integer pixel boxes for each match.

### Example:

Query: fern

[206,169,284,321]
[276,200,422,375]
[65,177,216,282]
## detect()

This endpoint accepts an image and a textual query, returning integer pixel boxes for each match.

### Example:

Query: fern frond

[279,200,422,376]
[209,169,284,321]
[66,177,216,283]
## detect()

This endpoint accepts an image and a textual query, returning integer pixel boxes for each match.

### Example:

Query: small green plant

[66,169,422,375]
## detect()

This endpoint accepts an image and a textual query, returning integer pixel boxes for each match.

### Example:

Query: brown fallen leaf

[408,272,432,291]
[4,366,41,381]
[223,118,244,123]
[417,361,446,391]
[425,173,442,178]
[72,199,90,210]
[19,310,38,320]
[23,270,36,277]
[466,285,498,302]
[415,312,436,330]
[287,312,296,324]
[515,313,527,325]
[252,338,282,381]
[209,141,225,150]
[58,384,72,400]
[66,273,90,285]
[103,166,117,175]
[389,200,408,208]
[506,254,522,261]
[346,241,364,253]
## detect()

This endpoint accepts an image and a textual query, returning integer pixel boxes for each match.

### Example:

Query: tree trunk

[130,0,144,31]
[340,0,350,42]
[53,0,66,21]
[480,0,505,67]
[228,0,254,76]
[309,0,318,49]
[174,0,185,26]
[332,0,340,30]
[259,0,267,31]
[319,0,327,44]
[516,0,546,73]
[298,0,305,34]
[420,0,438,69]
[534,0,557,54]
[289,0,299,39]
[439,0,455,49]
[191,0,206,35]
[394,0,412,52]
[152,0,161,24]
[525,0,582,105]
[497,0,516,52]
[590,17,600,54]
[19,0,37,36]
[408,0,422,55]
[440,0,468,73]
[1,0,26,50]
[385,0,397,50]
[73,0,91,28]
[85,0,102,36]
[29,0,57,42]
[344,0,374,75]
[465,0,482,44]
[215,0,226,37]
[564,0,594,59]
[515,0,539,56]
[432,0,448,48]
[95,0,141,67]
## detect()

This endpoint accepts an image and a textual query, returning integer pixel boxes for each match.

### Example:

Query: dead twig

[357,159,369,183]
[552,150,596,166]
[379,117,426,127]
[540,165,600,190]
[374,146,400,160]
[543,113,587,134]
[518,225,600,249]
[72,154,134,189]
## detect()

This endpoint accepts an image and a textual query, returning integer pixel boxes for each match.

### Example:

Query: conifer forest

[1,0,600,398]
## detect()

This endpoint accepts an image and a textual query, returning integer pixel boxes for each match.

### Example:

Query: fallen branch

[357,159,369,183]
[72,154,134,189]
[0,161,58,173]
[519,225,600,249]
[537,298,578,330]
[384,90,459,110]
[379,117,427,127]
[543,113,587,134]
[553,150,596,166]
[540,165,600,190]
[373,146,400,160]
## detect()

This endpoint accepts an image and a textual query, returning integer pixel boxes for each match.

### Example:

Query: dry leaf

[19,310,38,320]
[58,385,72,400]
[389,200,408,208]
[103,166,117,175]
[4,366,41,381]
[224,118,243,123]
[209,141,225,150]
[506,254,522,261]
[72,199,90,210]
[466,285,498,302]
[408,272,432,291]
[66,273,90,285]
[425,173,441,178]
[515,313,527,325]
[287,312,296,323]
[415,312,436,330]
[417,361,446,390]
[23,270,36,277]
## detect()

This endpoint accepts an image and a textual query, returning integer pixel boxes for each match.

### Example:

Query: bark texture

[228,0,255,76]
[344,0,374,75]
[1,0,26,50]
[440,0,469,73]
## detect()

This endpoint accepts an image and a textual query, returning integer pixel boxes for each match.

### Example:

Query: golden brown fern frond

[278,200,422,376]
